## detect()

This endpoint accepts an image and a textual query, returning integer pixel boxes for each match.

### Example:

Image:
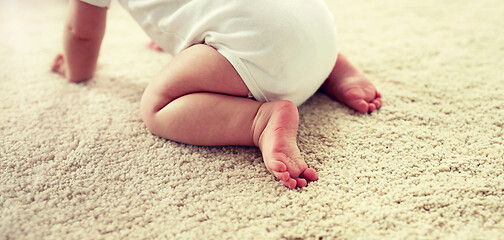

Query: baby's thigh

[151,44,249,98]
[140,44,250,116]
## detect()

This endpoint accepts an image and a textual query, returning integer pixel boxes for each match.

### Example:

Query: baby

[52,0,382,189]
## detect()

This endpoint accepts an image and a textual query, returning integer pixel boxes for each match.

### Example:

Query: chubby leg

[321,53,382,113]
[140,44,317,189]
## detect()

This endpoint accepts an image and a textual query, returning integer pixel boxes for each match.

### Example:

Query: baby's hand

[148,41,164,52]
[51,54,66,78]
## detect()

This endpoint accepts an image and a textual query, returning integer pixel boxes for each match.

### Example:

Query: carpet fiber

[1,0,503,239]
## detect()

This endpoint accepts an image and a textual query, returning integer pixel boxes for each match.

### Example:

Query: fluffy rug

[1,0,503,239]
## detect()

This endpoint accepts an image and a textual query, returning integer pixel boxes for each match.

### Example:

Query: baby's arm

[52,0,107,82]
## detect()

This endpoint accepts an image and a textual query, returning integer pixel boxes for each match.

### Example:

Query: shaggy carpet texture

[1,0,503,239]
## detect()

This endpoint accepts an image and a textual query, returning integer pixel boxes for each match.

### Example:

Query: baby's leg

[140,44,317,189]
[321,53,382,113]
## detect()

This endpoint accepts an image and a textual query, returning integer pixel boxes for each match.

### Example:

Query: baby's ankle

[251,101,299,148]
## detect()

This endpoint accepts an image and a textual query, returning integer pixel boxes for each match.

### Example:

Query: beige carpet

[1,0,504,239]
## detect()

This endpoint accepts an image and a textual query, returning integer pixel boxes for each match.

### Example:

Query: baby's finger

[51,54,64,72]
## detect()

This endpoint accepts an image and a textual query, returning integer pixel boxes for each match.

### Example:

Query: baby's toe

[283,178,297,189]
[267,160,287,172]
[295,178,308,188]
[368,103,376,112]
[372,99,382,109]
[375,98,382,108]
[349,100,369,113]
[273,171,290,182]
[375,90,382,98]
[301,168,318,182]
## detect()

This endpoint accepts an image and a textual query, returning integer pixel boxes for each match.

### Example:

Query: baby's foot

[322,54,382,113]
[254,101,318,189]
[331,74,382,113]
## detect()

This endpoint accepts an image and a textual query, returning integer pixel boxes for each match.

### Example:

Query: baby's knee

[140,106,168,138]
[140,99,156,136]
[139,87,165,136]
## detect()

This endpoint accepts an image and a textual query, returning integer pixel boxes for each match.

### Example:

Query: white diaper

[207,0,338,106]
[81,0,338,106]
